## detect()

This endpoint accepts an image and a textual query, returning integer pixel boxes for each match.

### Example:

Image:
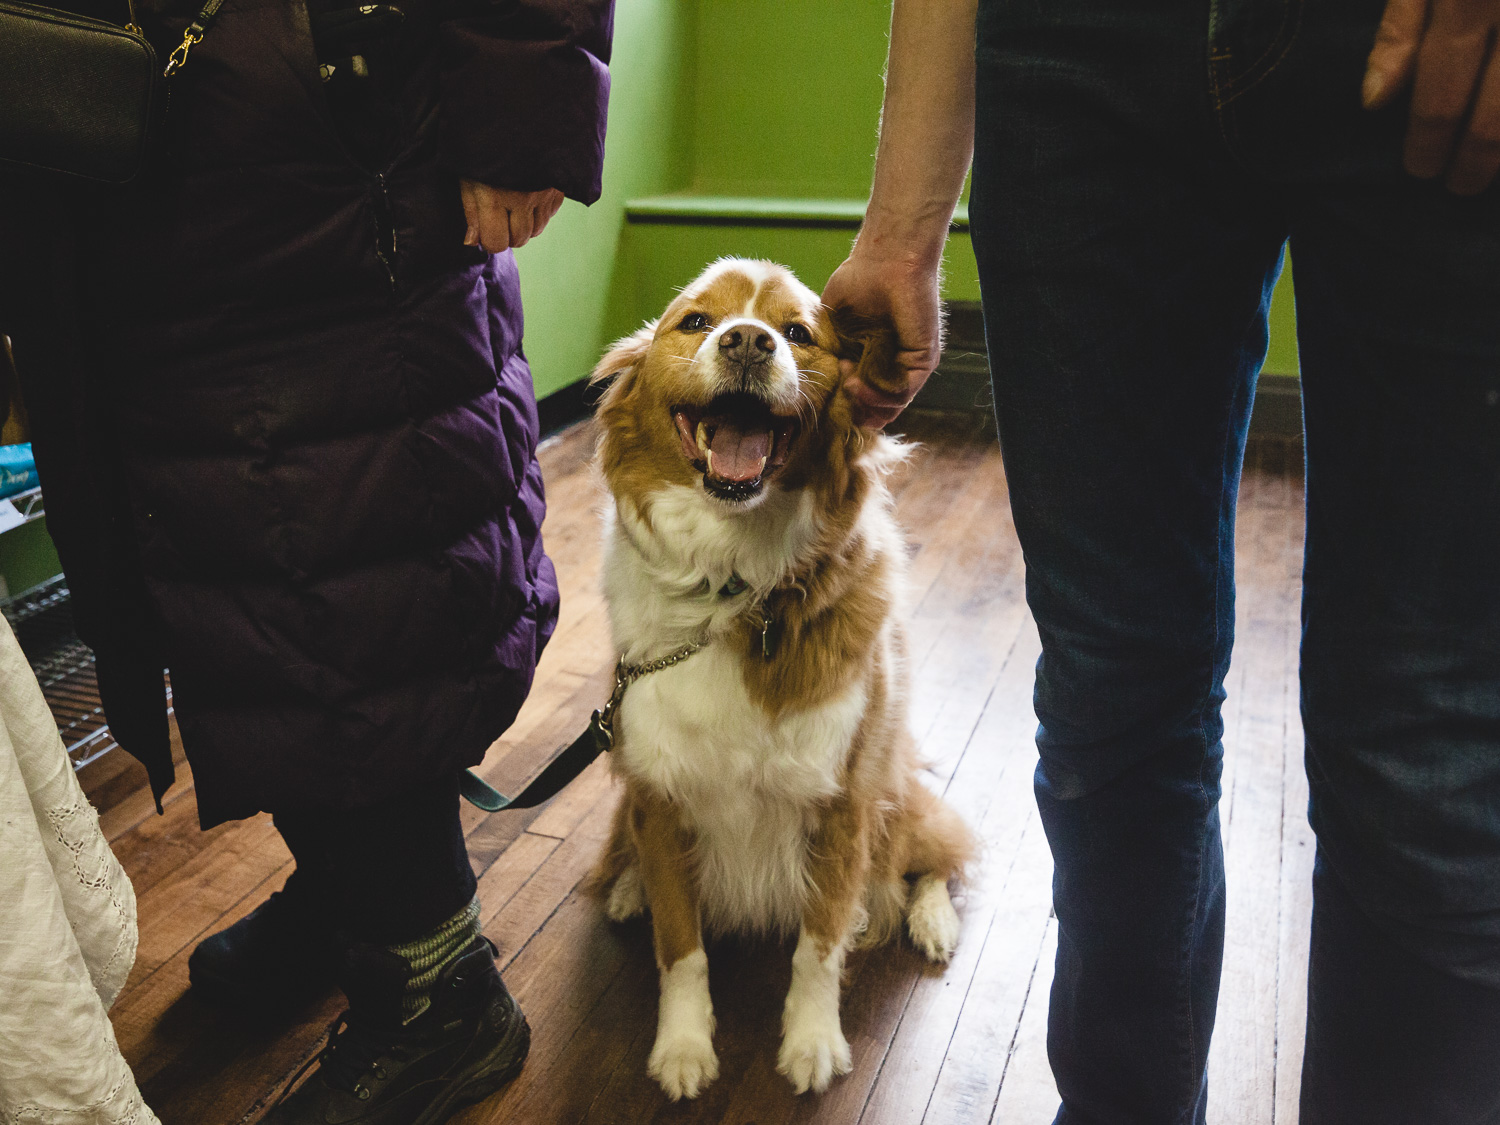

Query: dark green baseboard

[624,194,971,232]
[536,299,1303,442]
[537,377,600,439]
[916,364,1305,440]
[930,301,1303,440]
[1249,372,1304,439]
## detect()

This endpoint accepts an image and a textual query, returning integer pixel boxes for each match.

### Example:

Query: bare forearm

[823,0,978,429]
[858,0,978,268]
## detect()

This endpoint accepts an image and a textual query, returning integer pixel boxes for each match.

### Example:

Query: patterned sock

[389,897,482,1024]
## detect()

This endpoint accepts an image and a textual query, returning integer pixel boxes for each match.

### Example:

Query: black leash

[458,638,709,813]
[459,720,609,812]
[461,574,788,814]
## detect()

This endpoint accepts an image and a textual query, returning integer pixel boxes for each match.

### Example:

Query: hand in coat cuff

[461,182,565,253]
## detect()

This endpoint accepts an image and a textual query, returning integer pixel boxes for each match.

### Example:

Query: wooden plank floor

[86,416,1310,1125]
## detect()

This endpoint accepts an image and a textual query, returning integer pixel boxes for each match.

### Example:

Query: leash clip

[591,658,630,749]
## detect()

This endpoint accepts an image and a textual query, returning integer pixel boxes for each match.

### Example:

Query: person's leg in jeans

[1293,186,1500,1123]
[272,775,479,950]
[1191,0,1500,1116]
[1294,216,1500,1119]
[190,775,482,1008]
[969,4,1287,1120]
[273,776,486,1028]
[261,776,529,1120]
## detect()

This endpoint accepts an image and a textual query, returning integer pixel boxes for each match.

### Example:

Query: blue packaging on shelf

[0,443,38,500]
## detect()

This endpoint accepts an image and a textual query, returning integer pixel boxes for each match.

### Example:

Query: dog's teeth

[705,448,715,475]
[695,420,710,454]
[754,454,767,474]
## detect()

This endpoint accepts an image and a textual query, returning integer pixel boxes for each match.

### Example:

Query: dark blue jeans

[968,2,1500,1122]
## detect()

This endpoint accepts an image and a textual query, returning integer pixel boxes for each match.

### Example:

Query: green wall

[0,516,62,601]
[690,0,887,199]
[1265,267,1299,376]
[511,0,696,398]
[515,0,1297,401]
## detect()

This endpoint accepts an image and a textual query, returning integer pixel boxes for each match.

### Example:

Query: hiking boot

[264,936,530,1125]
[188,873,339,1009]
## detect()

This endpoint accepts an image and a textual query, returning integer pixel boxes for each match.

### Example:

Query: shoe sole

[413,1004,532,1125]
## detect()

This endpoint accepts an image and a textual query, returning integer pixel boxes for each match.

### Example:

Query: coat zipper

[371,172,397,289]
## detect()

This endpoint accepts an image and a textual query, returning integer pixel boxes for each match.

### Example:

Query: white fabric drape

[0,613,160,1125]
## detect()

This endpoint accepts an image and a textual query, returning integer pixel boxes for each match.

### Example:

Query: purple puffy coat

[0,0,611,827]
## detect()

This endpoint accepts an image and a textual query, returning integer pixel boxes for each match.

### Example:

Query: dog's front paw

[777,1022,852,1095]
[906,873,961,963]
[648,1032,719,1100]
[606,865,646,922]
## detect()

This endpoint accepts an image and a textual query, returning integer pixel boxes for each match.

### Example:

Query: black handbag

[0,0,223,185]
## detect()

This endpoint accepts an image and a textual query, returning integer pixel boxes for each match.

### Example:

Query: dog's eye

[677,312,709,332]
[785,323,813,346]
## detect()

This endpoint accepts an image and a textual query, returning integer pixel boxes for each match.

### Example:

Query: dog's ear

[827,306,905,400]
[590,322,657,391]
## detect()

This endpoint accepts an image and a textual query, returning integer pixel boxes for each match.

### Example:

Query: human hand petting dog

[460,181,565,253]
[821,0,978,430]
[822,251,943,429]
[1364,0,1500,195]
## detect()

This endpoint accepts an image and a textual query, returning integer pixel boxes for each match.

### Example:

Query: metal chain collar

[589,578,789,750]
[591,638,708,749]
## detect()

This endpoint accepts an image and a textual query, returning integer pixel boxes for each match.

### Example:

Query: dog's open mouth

[671,393,799,502]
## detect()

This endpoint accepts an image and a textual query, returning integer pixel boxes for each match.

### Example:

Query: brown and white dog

[589,259,974,1100]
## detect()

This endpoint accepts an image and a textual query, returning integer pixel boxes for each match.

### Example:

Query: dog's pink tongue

[707,419,771,482]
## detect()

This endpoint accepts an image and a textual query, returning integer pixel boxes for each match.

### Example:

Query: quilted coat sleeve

[436,0,614,204]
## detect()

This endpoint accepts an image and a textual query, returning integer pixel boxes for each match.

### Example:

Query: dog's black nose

[718,324,776,365]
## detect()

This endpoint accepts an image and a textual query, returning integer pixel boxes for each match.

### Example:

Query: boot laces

[277,1010,393,1102]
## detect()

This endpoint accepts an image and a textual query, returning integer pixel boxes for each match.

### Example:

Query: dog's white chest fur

[603,487,872,935]
[619,642,868,934]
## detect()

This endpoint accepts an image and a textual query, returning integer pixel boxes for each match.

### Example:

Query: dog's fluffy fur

[589,259,974,1100]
